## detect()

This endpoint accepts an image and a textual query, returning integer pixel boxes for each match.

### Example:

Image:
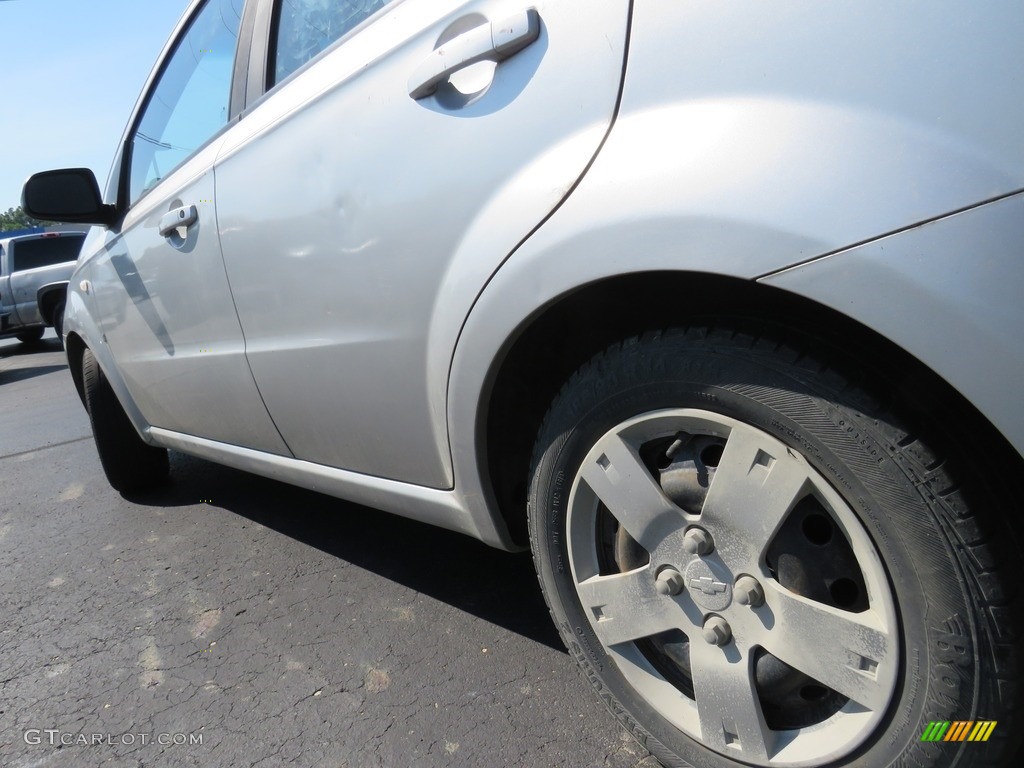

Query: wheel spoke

[759,583,894,711]
[579,430,685,552]
[700,424,812,571]
[690,641,774,760]
[576,570,691,647]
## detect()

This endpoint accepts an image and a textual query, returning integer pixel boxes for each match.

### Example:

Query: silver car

[23,1,1023,766]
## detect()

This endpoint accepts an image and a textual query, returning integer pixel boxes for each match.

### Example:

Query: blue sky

[0,0,192,211]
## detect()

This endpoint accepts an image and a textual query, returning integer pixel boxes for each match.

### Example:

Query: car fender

[444,213,822,549]
[443,86,1022,545]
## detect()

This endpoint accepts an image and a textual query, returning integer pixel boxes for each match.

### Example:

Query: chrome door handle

[158,205,198,237]
[408,9,540,99]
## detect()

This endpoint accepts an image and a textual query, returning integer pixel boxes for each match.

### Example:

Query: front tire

[527,328,1020,767]
[82,348,169,493]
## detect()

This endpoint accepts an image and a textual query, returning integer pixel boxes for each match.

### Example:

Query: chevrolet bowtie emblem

[689,576,728,596]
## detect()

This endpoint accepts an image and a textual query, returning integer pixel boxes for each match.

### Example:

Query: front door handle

[158,205,198,238]
[408,9,540,99]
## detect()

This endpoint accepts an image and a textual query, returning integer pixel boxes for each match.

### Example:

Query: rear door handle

[408,9,540,99]
[158,205,198,238]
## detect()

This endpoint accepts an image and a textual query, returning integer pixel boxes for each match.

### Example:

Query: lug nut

[702,616,732,646]
[655,567,685,596]
[734,575,765,607]
[682,527,714,556]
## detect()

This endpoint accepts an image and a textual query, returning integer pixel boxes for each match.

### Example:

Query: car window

[271,0,393,86]
[128,0,244,204]
[10,235,86,272]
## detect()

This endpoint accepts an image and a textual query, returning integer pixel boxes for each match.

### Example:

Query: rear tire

[53,299,66,349]
[528,328,1021,767]
[82,347,169,493]
[16,326,44,344]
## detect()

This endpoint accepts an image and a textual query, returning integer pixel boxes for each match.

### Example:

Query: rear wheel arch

[480,271,1024,549]
[36,283,69,326]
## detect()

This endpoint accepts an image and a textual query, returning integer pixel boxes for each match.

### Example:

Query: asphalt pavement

[0,332,658,768]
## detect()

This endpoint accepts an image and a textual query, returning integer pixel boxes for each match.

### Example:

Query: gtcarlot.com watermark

[24,729,203,747]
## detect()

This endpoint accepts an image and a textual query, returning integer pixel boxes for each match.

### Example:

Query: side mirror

[22,168,118,227]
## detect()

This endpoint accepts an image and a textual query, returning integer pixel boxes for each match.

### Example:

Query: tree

[0,206,51,233]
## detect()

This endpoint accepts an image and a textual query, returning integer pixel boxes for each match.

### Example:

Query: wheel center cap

[684,560,732,611]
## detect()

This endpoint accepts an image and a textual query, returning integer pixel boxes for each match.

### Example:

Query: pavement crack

[0,435,92,460]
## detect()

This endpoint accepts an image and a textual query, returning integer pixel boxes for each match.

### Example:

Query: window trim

[242,0,277,113]
[229,0,262,120]
[248,0,407,106]
[114,0,256,215]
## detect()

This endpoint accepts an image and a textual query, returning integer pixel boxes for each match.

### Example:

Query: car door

[214,0,629,487]
[89,0,289,455]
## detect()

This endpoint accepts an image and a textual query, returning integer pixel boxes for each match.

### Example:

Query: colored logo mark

[921,720,997,742]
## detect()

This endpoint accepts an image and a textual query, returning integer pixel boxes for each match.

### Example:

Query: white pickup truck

[0,230,86,346]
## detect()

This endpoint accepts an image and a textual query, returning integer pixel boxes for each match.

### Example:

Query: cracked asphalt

[0,333,659,768]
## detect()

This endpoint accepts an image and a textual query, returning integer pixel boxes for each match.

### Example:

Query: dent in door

[215,0,630,486]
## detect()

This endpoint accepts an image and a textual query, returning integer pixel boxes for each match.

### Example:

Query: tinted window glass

[11,235,86,272]
[272,0,392,85]
[128,0,244,203]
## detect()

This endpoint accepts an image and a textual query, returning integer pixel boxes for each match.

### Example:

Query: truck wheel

[16,327,44,344]
[53,299,66,349]
[528,328,1020,768]
[82,348,169,492]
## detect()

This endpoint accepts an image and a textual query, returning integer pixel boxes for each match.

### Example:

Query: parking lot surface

[0,334,657,768]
